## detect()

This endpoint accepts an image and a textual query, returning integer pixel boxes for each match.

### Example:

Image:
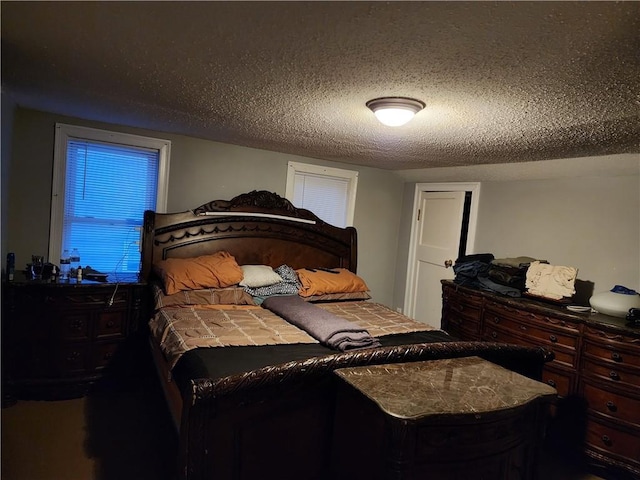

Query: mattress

[149,299,452,394]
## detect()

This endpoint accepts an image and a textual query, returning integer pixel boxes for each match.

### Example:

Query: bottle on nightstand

[60,249,71,280]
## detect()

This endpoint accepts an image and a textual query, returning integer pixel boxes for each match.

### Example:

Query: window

[49,124,170,274]
[285,161,358,228]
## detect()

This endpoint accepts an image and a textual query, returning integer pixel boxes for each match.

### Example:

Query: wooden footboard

[176,342,553,480]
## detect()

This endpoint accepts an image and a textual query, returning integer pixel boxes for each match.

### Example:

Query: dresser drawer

[484,300,580,334]
[581,380,640,426]
[443,309,481,339]
[484,325,577,368]
[442,285,483,308]
[541,367,574,397]
[582,336,640,370]
[485,313,578,350]
[585,418,640,467]
[582,358,640,389]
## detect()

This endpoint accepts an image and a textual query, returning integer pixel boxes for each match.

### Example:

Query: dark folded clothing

[453,260,491,286]
[477,277,522,297]
[488,267,525,290]
[455,253,495,265]
[262,295,381,351]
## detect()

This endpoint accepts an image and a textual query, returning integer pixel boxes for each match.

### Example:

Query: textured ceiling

[2,1,639,170]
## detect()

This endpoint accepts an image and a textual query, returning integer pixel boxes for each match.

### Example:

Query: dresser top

[442,279,640,337]
[334,356,556,420]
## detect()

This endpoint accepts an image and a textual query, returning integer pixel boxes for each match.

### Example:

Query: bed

[140,190,553,480]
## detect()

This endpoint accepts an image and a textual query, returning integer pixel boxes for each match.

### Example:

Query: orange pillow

[296,268,369,298]
[154,251,244,295]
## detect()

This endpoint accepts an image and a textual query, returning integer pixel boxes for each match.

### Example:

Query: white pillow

[239,265,283,288]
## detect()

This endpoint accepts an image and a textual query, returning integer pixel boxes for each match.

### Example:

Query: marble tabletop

[334,356,557,420]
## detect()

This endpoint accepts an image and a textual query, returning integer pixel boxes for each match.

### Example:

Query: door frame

[403,182,481,318]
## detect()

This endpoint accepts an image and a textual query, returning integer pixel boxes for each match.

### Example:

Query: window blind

[293,172,349,227]
[63,139,159,273]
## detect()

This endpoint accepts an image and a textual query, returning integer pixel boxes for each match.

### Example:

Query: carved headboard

[140,190,358,280]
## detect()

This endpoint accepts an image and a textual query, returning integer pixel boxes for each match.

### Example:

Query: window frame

[49,123,171,265]
[285,161,358,227]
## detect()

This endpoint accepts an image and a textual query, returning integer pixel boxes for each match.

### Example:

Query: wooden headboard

[140,190,358,281]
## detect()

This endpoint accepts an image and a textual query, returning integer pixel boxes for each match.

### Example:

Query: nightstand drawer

[93,343,120,369]
[54,345,91,374]
[59,314,91,340]
[96,311,126,338]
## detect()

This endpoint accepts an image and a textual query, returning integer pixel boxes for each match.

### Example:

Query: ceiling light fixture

[366,97,425,127]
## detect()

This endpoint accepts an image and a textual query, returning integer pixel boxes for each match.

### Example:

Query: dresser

[330,356,556,480]
[441,280,640,479]
[2,274,147,400]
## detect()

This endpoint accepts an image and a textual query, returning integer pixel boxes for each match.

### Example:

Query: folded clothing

[262,295,381,351]
[453,253,494,287]
[488,267,526,290]
[525,261,578,300]
[491,256,546,269]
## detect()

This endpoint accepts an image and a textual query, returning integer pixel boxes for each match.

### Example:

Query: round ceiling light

[366,97,425,127]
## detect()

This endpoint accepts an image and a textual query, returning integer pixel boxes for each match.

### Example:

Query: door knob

[444,259,453,268]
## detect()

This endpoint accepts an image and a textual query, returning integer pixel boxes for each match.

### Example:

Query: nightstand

[2,273,148,400]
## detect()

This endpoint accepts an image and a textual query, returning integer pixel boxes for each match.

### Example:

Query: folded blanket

[261,295,381,351]
[525,261,577,300]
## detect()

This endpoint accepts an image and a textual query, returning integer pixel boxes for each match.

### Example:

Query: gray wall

[392,155,640,310]
[6,106,639,313]
[1,93,17,266]
[5,107,404,306]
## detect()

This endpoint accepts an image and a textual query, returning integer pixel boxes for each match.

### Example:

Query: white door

[408,191,467,328]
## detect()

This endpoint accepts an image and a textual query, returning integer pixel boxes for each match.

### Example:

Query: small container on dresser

[2,272,147,400]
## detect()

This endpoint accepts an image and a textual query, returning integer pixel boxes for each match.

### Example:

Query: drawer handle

[609,371,620,381]
[547,379,557,388]
[66,351,80,362]
[491,331,498,339]
[611,352,622,362]
[549,334,558,343]
[70,320,84,332]
[106,320,115,328]
[493,317,500,324]
[104,352,114,360]
[519,325,527,331]
[605,401,617,412]
[601,435,612,446]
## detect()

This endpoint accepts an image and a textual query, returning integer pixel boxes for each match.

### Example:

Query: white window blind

[50,124,170,275]
[286,162,358,228]
[293,173,350,227]
[63,141,158,273]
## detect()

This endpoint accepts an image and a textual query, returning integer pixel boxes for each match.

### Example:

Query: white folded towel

[525,261,578,300]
